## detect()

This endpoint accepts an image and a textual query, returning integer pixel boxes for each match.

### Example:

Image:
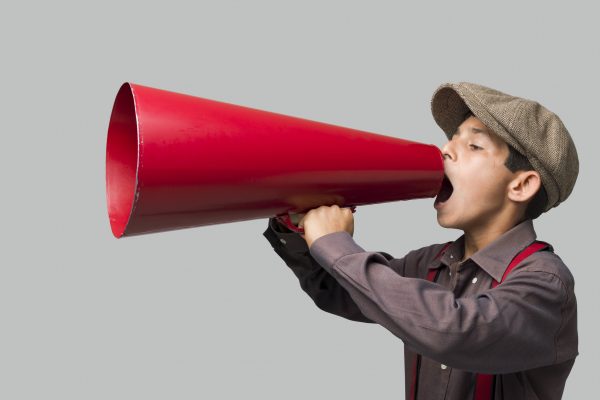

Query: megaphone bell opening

[105,83,138,238]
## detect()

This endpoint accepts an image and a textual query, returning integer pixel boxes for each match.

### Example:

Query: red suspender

[491,241,550,289]
[473,240,550,400]
[410,240,551,400]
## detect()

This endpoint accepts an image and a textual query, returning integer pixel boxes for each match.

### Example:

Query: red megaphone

[105,82,444,238]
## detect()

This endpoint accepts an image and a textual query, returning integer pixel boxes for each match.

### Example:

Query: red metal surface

[106,82,444,238]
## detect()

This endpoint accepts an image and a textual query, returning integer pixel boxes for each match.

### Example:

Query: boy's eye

[469,144,482,150]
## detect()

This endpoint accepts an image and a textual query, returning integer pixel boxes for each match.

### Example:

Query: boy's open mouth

[434,174,454,206]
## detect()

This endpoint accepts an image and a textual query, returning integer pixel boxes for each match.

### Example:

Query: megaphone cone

[105,82,444,238]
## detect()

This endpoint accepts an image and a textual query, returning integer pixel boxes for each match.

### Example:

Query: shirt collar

[428,219,538,282]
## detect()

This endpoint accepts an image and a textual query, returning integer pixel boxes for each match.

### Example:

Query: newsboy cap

[430,82,579,213]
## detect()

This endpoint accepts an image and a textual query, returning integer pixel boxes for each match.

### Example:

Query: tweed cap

[431,82,578,213]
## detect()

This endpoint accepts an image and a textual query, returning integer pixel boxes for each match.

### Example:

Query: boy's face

[434,116,515,231]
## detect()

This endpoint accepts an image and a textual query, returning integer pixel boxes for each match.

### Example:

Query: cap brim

[431,84,472,139]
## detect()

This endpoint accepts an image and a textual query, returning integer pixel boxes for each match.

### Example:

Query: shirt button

[449,271,452,276]
[450,254,454,259]
[280,238,287,245]
[472,277,478,284]
[441,364,447,370]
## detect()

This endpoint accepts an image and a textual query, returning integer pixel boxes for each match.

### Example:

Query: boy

[262,82,579,399]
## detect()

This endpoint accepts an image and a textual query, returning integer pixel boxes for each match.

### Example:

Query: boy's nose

[441,141,455,161]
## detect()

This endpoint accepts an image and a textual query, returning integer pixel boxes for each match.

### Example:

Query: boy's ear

[507,170,542,204]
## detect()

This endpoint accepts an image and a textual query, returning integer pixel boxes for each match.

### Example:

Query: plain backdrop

[1,1,598,399]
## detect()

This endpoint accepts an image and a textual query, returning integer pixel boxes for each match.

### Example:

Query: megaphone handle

[276,206,357,234]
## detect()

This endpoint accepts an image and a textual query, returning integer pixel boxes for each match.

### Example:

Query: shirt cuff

[309,231,366,272]
[263,218,310,254]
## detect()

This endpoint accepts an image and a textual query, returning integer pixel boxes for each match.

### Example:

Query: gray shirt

[263,217,578,399]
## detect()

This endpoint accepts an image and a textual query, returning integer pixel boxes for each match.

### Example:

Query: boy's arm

[309,231,576,374]
[263,217,381,323]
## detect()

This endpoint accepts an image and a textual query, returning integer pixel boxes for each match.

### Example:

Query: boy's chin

[437,219,459,230]
[435,212,464,230]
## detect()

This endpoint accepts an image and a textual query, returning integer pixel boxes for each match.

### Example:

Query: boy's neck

[461,213,525,261]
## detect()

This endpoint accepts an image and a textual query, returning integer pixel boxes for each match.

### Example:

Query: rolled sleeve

[263,217,310,254]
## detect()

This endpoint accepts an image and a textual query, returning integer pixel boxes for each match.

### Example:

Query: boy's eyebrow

[470,127,490,135]
[453,126,491,137]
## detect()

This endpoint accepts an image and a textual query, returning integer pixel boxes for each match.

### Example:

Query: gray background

[2,1,598,399]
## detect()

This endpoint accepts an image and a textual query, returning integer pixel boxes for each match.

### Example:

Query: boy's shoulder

[515,246,576,291]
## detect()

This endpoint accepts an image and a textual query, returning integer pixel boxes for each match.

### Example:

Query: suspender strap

[410,240,551,400]
[473,374,495,400]
[490,241,550,289]
[473,240,550,400]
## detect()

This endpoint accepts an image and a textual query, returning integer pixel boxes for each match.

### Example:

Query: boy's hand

[297,205,354,248]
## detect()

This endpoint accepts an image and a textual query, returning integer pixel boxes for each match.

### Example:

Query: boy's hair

[463,111,547,220]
